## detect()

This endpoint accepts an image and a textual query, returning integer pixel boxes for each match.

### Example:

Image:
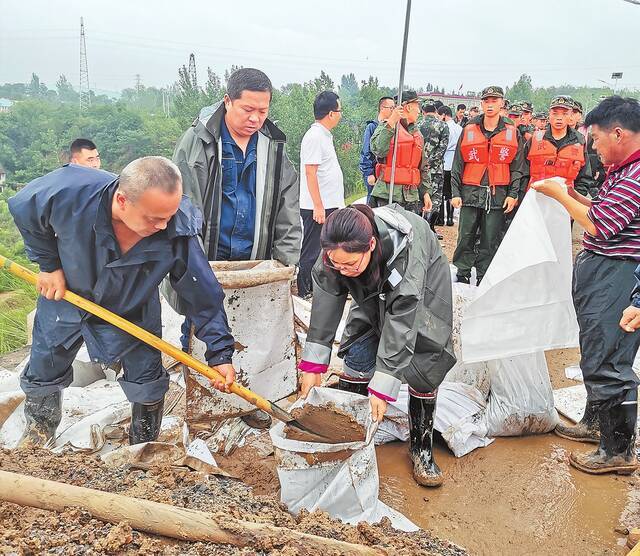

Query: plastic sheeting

[270,387,417,532]
[461,186,579,364]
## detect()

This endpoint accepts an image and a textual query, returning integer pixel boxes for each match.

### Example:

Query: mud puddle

[377,434,632,555]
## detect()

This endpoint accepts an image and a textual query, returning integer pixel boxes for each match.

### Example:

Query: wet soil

[284,403,366,444]
[0,447,464,555]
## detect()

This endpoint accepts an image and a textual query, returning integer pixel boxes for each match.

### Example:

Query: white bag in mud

[270,387,417,532]
[483,351,559,436]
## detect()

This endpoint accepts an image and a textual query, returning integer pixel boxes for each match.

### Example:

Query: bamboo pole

[0,470,384,555]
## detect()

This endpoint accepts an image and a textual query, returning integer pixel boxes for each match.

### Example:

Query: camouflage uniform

[419,114,450,212]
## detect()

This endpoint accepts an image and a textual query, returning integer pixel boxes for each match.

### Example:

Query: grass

[0,269,36,355]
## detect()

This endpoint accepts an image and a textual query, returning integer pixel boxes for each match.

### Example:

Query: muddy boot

[569,391,639,475]
[18,391,63,447]
[129,399,164,445]
[338,375,370,397]
[241,410,273,430]
[554,399,601,444]
[428,212,443,240]
[409,389,443,487]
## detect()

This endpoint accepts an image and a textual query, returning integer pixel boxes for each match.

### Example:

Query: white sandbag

[483,352,559,436]
[462,186,579,364]
[434,381,493,457]
[162,260,297,421]
[374,384,409,445]
[270,387,417,532]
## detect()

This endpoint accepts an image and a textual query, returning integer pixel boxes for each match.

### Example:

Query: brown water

[377,434,633,555]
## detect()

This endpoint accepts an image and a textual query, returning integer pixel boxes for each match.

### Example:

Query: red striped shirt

[584,149,640,260]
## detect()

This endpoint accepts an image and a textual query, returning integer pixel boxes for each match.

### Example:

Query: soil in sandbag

[0,447,466,555]
[283,402,366,444]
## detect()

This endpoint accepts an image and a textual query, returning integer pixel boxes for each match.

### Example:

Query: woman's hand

[369,395,388,422]
[300,372,322,398]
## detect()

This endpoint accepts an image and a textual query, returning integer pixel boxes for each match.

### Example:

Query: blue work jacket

[8,164,235,366]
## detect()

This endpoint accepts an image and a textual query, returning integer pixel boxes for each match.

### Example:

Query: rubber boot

[241,410,273,429]
[338,375,370,397]
[428,212,443,240]
[569,391,639,475]
[554,399,601,444]
[408,389,443,487]
[18,391,62,447]
[445,200,454,226]
[436,202,445,226]
[129,399,164,445]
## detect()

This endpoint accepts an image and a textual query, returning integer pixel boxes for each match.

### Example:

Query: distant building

[0,98,13,113]
[419,92,481,110]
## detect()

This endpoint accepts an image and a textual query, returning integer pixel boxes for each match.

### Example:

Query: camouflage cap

[503,99,511,109]
[481,85,504,99]
[573,100,583,112]
[394,90,419,104]
[534,111,548,119]
[508,103,523,116]
[520,101,534,113]
[549,95,575,110]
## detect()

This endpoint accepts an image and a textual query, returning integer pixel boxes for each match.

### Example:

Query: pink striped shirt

[584,149,640,261]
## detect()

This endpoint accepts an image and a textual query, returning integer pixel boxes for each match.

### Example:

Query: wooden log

[0,470,384,555]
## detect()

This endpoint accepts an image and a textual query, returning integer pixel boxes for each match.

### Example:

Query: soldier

[420,102,450,238]
[533,111,548,131]
[570,99,584,131]
[451,86,523,285]
[369,90,432,215]
[518,101,535,141]
[507,103,522,127]
[500,99,510,119]
[523,95,594,198]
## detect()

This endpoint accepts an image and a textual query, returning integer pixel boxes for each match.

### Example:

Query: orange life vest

[460,123,519,188]
[527,131,585,187]
[375,123,424,188]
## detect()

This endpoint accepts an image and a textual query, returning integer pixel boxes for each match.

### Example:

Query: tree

[56,74,78,104]
[506,74,534,102]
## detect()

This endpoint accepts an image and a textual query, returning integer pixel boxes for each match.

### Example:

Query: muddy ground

[0,448,465,555]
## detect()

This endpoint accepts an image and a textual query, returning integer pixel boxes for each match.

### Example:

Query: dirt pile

[0,448,466,555]
[284,403,366,444]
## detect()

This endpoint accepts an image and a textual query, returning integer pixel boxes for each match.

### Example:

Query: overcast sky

[1,0,639,95]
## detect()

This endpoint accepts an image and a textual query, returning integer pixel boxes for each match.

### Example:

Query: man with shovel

[8,157,237,446]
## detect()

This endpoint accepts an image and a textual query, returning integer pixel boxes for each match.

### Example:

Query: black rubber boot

[445,200,454,226]
[436,202,445,226]
[241,410,273,429]
[19,391,63,447]
[408,389,443,487]
[129,399,164,445]
[569,391,638,475]
[428,212,443,240]
[555,399,601,444]
[338,375,370,397]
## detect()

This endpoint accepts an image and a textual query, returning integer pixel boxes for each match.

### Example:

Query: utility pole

[188,53,198,88]
[387,0,412,205]
[79,17,91,113]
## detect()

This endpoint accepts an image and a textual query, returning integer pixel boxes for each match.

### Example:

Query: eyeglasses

[322,250,368,273]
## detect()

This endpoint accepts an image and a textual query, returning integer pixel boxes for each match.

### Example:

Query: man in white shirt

[297,90,345,298]
[438,106,463,226]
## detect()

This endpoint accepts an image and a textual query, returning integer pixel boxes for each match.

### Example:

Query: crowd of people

[6,67,640,488]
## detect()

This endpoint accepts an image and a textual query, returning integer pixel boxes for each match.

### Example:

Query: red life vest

[460,123,519,188]
[527,130,585,187]
[375,123,424,188]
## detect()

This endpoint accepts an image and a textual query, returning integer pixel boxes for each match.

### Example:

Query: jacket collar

[200,100,286,143]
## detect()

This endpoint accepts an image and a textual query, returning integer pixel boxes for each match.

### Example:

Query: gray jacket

[300,205,456,400]
[164,101,301,313]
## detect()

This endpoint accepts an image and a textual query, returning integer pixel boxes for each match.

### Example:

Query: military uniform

[451,86,525,283]
[419,112,450,215]
[517,101,535,142]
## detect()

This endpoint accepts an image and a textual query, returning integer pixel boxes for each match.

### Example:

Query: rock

[627,528,640,548]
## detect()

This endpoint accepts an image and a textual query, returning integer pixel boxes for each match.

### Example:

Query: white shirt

[444,119,463,171]
[299,122,345,210]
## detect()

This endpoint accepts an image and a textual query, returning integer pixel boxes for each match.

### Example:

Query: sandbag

[270,387,417,532]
